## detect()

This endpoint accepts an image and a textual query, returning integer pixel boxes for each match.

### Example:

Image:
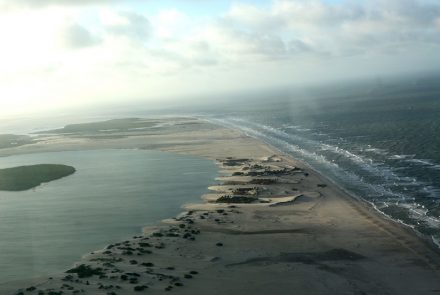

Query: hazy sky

[1,0,439,116]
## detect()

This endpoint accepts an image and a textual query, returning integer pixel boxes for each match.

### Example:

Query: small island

[0,164,76,191]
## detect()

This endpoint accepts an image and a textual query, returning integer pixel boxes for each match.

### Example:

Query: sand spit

[14,156,440,295]
[2,117,440,295]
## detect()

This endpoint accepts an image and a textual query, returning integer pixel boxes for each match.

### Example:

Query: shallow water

[0,149,218,284]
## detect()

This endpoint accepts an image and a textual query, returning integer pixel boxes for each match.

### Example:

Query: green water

[0,149,218,285]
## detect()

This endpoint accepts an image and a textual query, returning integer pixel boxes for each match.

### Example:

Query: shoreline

[256,142,440,264]
[2,117,440,294]
[204,117,440,253]
[264,141,440,253]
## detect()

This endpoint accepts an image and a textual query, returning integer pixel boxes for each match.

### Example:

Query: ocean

[204,77,440,246]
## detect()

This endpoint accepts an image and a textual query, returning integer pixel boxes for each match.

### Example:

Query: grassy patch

[216,195,257,204]
[0,164,76,191]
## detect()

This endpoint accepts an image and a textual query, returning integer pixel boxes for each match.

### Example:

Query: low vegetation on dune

[0,164,76,191]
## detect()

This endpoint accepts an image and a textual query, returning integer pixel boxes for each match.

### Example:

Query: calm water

[206,78,440,246]
[0,149,218,285]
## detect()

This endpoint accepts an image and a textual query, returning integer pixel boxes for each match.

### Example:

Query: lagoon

[0,149,218,285]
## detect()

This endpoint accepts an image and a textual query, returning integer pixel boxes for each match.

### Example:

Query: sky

[0,0,440,117]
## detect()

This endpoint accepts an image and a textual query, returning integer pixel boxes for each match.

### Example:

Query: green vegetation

[38,118,158,135]
[66,264,104,278]
[34,117,216,140]
[0,164,76,191]
[216,195,257,204]
[0,134,34,149]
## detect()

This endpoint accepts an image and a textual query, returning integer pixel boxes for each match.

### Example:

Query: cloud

[288,39,312,54]
[61,24,100,49]
[0,0,117,9]
[222,0,440,57]
[436,17,440,29]
[197,25,287,62]
[1,0,440,116]
[153,9,189,39]
[103,11,152,41]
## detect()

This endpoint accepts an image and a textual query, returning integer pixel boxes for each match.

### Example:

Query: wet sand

[3,117,440,295]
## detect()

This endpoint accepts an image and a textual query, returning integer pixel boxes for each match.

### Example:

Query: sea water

[0,149,217,285]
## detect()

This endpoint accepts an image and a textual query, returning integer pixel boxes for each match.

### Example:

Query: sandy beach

[3,117,440,295]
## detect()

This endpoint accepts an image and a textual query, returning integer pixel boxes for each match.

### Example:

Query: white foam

[211,117,412,200]
[406,158,436,166]
[389,154,415,160]
[364,148,389,156]
[432,235,440,249]
[283,125,311,132]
